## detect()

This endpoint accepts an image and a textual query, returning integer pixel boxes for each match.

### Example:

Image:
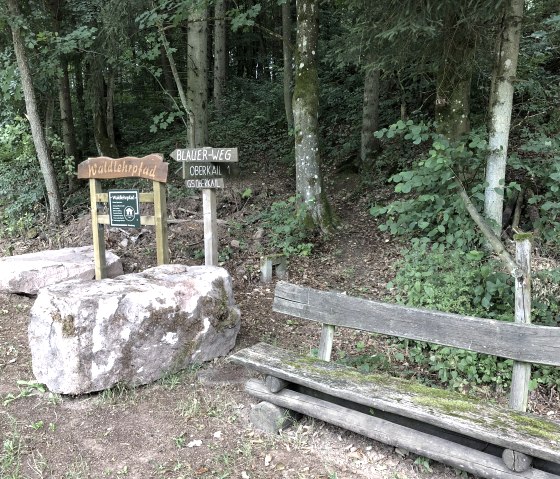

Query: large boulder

[0,246,123,295]
[29,264,241,394]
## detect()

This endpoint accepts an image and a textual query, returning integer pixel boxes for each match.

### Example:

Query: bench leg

[249,401,295,434]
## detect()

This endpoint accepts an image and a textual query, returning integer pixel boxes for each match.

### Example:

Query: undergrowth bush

[252,195,314,257]
[366,119,560,391]
[0,118,44,236]
[386,246,560,391]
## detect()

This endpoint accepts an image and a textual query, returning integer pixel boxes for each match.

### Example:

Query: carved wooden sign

[77,154,168,183]
[170,147,238,163]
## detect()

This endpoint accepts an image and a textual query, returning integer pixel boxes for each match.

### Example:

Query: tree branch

[455,178,523,279]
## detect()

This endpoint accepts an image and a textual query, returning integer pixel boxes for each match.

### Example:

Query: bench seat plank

[273,281,560,367]
[230,342,560,464]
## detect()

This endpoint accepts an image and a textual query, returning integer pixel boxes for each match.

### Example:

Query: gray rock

[0,246,123,295]
[249,401,296,434]
[29,264,241,394]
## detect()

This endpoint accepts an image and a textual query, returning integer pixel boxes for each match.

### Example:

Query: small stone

[250,401,295,434]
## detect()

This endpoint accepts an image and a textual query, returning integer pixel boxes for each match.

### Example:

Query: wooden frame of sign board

[170,147,238,266]
[77,154,169,280]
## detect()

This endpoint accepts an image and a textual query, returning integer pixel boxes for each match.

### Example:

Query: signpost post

[170,147,238,266]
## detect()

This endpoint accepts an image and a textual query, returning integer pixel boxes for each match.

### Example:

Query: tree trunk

[360,61,381,170]
[58,57,79,190]
[293,0,334,232]
[213,0,227,115]
[74,58,88,157]
[435,14,474,141]
[7,0,63,224]
[188,5,209,147]
[282,0,294,131]
[484,0,524,235]
[90,57,119,157]
[105,72,117,149]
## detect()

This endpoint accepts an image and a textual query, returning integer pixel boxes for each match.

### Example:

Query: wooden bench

[230,281,560,479]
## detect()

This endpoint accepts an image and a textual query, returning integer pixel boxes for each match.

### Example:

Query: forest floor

[0,161,558,479]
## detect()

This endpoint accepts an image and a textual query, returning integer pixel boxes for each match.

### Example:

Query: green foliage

[371,121,488,252]
[388,246,560,390]
[208,78,292,164]
[0,118,44,236]
[509,134,560,256]
[389,245,513,321]
[255,196,314,257]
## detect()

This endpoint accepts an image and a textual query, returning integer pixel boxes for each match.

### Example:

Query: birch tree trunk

[188,5,209,147]
[213,0,227,115]
[484,0,524,234]
[360,62,381,170]
[282,0,294,131]
[293,0,334,232]
[7,0,63,224]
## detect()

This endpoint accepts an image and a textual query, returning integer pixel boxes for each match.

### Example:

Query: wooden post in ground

[203,188,218,266]
[509,234,533,411]
[153,180,169,265]
[90,179,106,280]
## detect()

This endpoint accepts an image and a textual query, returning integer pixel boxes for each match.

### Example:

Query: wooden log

[230,343,560,464]
[245,379,558,479]
[273,282,560,367]
[265,375,289,393]
[509,236,532,411]
[503,449,533,472]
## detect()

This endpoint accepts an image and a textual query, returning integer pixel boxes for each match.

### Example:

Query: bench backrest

[273,281,560,367]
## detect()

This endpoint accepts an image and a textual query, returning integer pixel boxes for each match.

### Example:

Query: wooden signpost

[78,154,169,279]
[170,147,238,266]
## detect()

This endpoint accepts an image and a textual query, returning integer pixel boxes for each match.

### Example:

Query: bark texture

[360,62,381,170]
[435,14,475,140]
[293,0,333,231]
[188,6,209,147]
[58,57,79,190]
[213,0,227,115]
[90,57,119,157]
[484,0,524,234]
[7,0,63,224]
[282,1,294,130]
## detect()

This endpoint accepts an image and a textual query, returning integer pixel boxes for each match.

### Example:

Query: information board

[108,190,140,228]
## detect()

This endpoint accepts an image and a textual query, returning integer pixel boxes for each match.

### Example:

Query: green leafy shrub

[0,118,44,236]
[389,246,560,390]
[255,196,314,257]
[370,121,489,252]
